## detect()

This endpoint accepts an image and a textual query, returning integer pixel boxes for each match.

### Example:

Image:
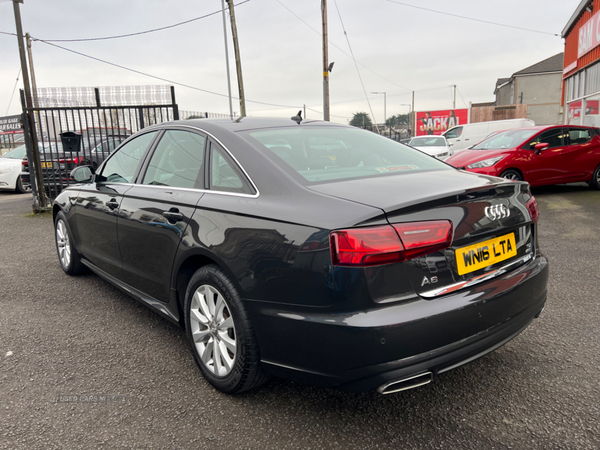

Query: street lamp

[371,92,386,128]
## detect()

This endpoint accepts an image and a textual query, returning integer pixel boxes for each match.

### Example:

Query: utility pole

[452,85,457,109]
[227,0,246,117]
[12,0,46,210]
[372,92,386,133]
[25,33,38,108]
[322,0,330,121]
[411,91,415,137]
[221,0,233,118]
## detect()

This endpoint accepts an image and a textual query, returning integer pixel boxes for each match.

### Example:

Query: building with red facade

[563,0,600,125]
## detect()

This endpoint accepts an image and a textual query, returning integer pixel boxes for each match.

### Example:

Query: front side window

[100,131,157,183]
[444,127,462,139]
[143,130,205,188]
[527,129,564,150]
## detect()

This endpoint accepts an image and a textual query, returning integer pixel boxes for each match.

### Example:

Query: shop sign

[0,115,22,133]
[578,10,600,58]
[415,109,468,136]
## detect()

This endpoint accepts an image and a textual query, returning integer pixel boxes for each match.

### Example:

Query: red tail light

[526,196,539,223]
[59,157,84,165]
[392,221,454,260]
[330,220,453,267]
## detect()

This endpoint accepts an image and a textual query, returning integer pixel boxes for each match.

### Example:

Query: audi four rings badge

[485,204,510,220]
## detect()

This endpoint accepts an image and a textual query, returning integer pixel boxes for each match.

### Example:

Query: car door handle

[162,209,183,223]
[106,198,119,210]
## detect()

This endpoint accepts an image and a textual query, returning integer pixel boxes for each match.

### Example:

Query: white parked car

[408,136,453,160]
[0,145,29,193]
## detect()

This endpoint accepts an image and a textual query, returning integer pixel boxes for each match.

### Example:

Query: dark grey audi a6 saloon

[53,117,548,394]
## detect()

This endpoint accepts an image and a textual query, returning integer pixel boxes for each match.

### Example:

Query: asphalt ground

[0,184,599,450]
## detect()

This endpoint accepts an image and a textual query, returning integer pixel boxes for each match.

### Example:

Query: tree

[349,112,372,127]
[386,113,410,127]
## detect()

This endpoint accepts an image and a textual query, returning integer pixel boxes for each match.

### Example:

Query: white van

[443,118,535,152]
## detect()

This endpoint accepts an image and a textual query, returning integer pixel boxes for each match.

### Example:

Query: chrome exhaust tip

[377,372,433,394]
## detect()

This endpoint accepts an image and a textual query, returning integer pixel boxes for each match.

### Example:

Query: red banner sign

[415,109,468,136]
[568,100,599,122]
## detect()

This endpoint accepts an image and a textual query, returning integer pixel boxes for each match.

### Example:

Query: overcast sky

[0,0,578,124]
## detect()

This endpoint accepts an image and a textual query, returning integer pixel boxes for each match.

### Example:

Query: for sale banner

[0,115,22,133]
[415,109,468,136]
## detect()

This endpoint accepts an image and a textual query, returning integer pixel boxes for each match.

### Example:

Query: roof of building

[495,78,511,88]
[563,0,593,38]
[513,53,564,76]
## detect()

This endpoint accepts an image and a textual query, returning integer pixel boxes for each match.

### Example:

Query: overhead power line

[32,38,349,119]
[332,0,379,128]
[33,1,251,42]
[386,0,560,37]
[275,0,412,93]
[6,68,21,115]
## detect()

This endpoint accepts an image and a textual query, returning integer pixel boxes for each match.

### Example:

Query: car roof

[146,117,346,135]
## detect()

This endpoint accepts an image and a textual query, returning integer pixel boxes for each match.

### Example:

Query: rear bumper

[245,253,548,392]
[20,171,74,196]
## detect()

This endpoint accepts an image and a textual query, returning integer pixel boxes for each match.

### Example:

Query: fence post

[19,90,47,211]
[95,88,101,108]
[138,107,145,130]
[170,86,179,121]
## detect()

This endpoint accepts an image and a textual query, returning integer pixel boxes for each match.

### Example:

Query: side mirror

[70,165,95,183]
[534,143,549,154]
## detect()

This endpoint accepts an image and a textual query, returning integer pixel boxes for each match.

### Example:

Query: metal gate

[20,86,179,209]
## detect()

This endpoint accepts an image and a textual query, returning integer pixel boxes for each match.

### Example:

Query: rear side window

[101,131,158,183]
[567,128,592,145]
[142,130,206,188]
[243,126,449,184]
[209,143,255,194]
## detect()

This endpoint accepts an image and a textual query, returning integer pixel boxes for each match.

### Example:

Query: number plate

[455,232,517,276]
[41,161,53,169]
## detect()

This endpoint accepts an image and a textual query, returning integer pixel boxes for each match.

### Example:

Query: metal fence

[359,124,411,143]
[20,88,179,208]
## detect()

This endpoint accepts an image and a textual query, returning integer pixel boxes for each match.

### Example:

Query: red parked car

[445,125,600,189]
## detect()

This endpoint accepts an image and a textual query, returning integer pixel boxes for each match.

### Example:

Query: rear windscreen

[240,126,451,184]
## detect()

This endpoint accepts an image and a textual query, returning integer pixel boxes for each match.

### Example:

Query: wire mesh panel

[24,104,176,199]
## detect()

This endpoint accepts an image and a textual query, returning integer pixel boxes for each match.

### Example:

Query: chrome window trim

[165,124,260,198]
[128,182,259,199]
[420,253,534,299]
[95,124,260,199]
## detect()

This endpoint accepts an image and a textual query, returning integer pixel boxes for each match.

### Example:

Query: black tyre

[500,169,523,182]
[54,211,85,275]
[15,175,31,194]
[184,264,268,394]
[589,164,600,190]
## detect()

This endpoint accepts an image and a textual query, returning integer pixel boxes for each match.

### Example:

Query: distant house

[493,53,564,125]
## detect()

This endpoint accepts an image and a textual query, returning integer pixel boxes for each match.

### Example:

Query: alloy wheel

[189,284,237,377]
[503,172,521,181]
[55,220,71,269]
